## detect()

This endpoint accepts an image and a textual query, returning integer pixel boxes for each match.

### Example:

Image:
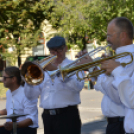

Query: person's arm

[4,119,33,131]
[99,58,134,107]
[23,98,38,127]
[44,63,57,71]
[112,66,134,108]
[24,72,48,100]
[94,60,122,104]
[24,83,41,100]
[17,118,33,128]
[57,71,84,92]
[0,109,7,115]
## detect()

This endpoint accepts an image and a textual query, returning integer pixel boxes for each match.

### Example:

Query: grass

[0,83,8,98]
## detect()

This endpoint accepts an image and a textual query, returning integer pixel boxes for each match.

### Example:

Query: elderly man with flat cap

[24,36,84,134]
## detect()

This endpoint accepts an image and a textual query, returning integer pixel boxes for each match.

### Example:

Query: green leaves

[0,0,55,65]
[49,0,134,49]
[1,0,134,63]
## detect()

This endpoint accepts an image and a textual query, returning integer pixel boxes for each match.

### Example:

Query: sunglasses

[3,76,14,81]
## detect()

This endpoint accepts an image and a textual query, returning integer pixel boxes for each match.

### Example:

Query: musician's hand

[101,53,110,58]
[75,50,93,65]
[101,60,120,75]
[44,63,57,71]
[75,49,88,58]
[4,122,13,131]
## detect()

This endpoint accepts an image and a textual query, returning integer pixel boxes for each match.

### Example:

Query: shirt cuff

[111,66,124,77]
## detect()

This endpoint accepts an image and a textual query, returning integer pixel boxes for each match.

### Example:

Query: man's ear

[12,77,17,83]
[121,32,127,41]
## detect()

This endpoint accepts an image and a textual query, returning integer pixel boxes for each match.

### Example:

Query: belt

[43,105,77,115]
[107,117,124,124]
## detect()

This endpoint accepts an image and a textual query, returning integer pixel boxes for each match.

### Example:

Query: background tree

[50,0,134,50]
[0,0,55,66]
[1,0,134,66]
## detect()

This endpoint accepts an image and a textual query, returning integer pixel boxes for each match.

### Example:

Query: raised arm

[57,71,84,92]
[100,58,134,108]
[24,83,41,100]
[24,72,50,100]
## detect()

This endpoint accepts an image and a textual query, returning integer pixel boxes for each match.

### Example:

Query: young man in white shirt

[24,36,84,134]
[75,17,134,134]
[0,66,38,134]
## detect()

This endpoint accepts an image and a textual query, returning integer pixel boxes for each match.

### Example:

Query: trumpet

[21,55,57,85]
[49,44,111,79]
[60,52,133,81]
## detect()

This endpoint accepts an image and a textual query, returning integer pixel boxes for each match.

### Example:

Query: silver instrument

[49,44,111,80]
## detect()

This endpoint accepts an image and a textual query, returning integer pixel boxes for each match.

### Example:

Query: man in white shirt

[24,36,84,134]
[0,66,38,134]
[100,58,134,134]
[75,17,134,134]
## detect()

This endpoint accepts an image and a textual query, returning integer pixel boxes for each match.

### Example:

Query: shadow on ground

[81,116,107,134]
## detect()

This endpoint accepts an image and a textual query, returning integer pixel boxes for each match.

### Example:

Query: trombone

[49,44,111,79]
[59,52,133,81]
[21,55,57,85]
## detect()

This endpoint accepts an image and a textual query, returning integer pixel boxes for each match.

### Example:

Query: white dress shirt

[94,44,134,117]
[24,58,84,109]
[111,64,134,133]
[6,86,38,128]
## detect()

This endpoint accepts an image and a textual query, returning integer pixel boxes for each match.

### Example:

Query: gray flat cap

[47,36,65,49]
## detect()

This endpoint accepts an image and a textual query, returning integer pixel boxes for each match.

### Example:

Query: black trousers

[106,121,125,134]
[42,107,81,134]
[0,126,37,134]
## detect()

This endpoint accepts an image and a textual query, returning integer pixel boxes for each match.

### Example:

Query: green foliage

[1,0,134,59]
[0,0,55,66]
[50,0,134,49]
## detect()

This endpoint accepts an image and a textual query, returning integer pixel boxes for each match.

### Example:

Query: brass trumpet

[49,44,111,79]
[21,55,57,85]
[60,52,133,81]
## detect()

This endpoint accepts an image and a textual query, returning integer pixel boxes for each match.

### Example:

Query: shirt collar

[115,44,134,54]
[10,86,22,96]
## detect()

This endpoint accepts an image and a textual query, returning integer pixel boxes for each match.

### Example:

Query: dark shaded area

[81,117,107,134]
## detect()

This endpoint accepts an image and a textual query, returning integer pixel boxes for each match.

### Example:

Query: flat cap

[47,36,65,49]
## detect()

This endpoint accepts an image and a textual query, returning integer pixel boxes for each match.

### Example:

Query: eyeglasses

[49,46,65,53]
[3,76,14,81]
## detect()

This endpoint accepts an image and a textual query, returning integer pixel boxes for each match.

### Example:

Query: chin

[3,83,8,87]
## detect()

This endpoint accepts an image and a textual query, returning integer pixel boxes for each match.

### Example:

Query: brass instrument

[21,55,57,85]
[49,44,111,79]
[60,52,133,81]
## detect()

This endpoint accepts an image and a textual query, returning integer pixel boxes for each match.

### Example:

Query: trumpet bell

[21,61,44,85]
[21,55,57,85]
